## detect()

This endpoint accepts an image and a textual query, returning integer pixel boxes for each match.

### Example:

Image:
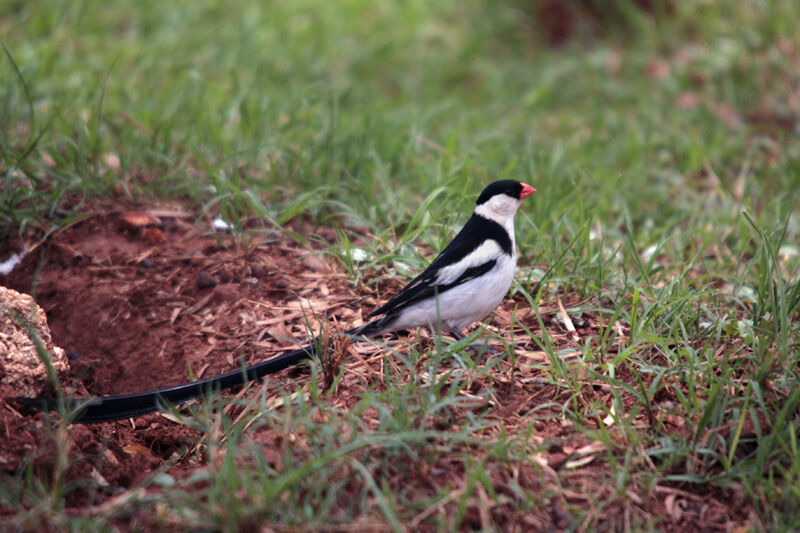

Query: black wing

[369,214,511,317]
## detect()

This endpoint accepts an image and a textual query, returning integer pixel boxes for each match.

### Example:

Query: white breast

[389,250,517,332]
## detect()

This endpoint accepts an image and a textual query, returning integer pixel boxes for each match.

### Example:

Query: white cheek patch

[435,240,502,285]
[474,195,521,225]
[473,202,498,223]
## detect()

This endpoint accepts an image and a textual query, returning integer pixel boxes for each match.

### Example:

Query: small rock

[543,437,564,453]
[251,264,268,278]
[0,286,69,397]
[302,255,328,272]
[547,452,570,470]
[196,271,217,290]
[211,217,233,232]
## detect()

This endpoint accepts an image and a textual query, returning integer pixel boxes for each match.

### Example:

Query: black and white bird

[351,179,536,340]
[19,180,536,422]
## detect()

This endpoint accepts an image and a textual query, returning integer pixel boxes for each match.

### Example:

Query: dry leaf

[270,320,296,347]
[122,445,150,455]
[665,493,684,522]
[121,212,160,230]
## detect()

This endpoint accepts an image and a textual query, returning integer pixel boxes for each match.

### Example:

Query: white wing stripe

[434,240,503,285]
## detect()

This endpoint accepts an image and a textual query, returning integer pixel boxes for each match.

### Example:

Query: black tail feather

[14,344,316,424]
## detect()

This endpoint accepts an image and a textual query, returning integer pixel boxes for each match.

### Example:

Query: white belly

[390,253,517,332]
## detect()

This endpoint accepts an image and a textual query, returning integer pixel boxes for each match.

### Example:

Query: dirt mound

[0,208,359,481]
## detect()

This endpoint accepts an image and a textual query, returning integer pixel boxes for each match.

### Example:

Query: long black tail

[15,345,316,423]
[14,316,393,424]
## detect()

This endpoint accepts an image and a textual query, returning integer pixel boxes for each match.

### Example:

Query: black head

[475,180,535,205]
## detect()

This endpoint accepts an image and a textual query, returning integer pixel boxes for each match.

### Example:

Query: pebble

[196,271,217,290]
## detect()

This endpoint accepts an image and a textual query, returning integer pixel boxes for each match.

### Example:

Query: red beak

[520,183,537,199]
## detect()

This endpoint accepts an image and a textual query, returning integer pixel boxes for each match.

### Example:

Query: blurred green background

[3,0,798,249]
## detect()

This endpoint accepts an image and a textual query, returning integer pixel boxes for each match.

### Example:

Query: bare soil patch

[1,207,361,480]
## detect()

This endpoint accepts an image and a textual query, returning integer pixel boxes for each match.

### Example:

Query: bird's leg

[469,340,505,355]
[446,325,466,341]
[445,324,504,354]
[449,324,510,355]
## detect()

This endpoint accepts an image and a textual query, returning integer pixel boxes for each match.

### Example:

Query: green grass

[2,0,800,530]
